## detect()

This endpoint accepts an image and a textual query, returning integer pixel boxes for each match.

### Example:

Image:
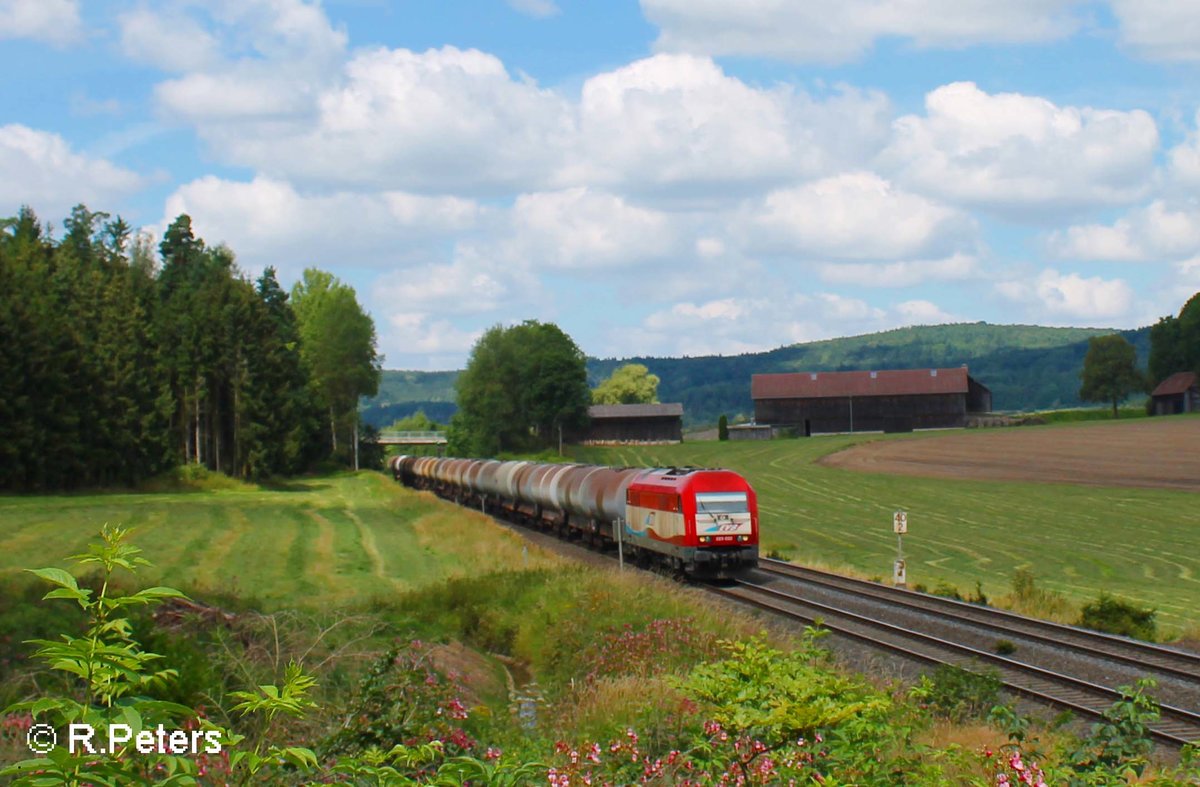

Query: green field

[0,472,556,609]
[576,431,1200,631]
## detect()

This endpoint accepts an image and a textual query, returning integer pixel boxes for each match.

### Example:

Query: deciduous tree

[1079,334,1144,418]
[451,320,589,456]
[291,269,382,465]
[592,363,660,405]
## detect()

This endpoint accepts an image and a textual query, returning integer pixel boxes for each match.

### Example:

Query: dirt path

[819,417,1200,491]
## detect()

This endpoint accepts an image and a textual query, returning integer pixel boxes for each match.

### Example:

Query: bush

[1078,593,1157,641]
[932,581,963,601]
[717,415,729,441]
[994,640,1016,656]
[910,663,1002,722]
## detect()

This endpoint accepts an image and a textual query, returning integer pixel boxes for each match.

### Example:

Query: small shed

[584,403,684,444]
[1150,372,1199,415]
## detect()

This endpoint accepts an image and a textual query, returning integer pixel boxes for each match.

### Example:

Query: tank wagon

[389,455,758,579]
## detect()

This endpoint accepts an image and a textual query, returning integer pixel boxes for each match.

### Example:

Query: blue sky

[3,0,1200,370]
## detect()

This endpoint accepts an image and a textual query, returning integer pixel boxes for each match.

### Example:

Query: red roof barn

[1150,372,1198,415]
[752,368,991,435]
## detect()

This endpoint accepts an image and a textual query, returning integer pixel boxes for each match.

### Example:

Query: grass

[572,425,1200,632]
[1025,404,1148,423]
[0,471,560,609]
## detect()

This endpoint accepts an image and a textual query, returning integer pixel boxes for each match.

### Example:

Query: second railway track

[716,565,1200,748]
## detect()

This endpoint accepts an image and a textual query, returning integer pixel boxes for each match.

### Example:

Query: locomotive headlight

[737,535,748,542]
[699,536,711,543]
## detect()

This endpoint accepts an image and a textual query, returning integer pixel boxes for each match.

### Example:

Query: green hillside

[362,322,1151,427]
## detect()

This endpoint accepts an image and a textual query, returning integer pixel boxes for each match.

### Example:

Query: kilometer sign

[893,510,907,534]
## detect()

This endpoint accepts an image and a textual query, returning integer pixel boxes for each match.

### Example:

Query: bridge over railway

[377,431,448,453]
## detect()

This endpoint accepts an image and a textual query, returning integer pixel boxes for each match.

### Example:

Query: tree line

[0,205,380,491]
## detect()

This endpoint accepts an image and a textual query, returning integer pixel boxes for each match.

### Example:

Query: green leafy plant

[1068,678,1159,783]
[910,663,1002,722]
[1077,593,1157,641]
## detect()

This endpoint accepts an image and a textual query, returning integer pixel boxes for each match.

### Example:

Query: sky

[3,1,1200,370]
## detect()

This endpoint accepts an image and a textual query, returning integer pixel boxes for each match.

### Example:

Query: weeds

[1078,593,1157,641]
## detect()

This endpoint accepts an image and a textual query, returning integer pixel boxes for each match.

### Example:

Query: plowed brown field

[819,416,1200,491]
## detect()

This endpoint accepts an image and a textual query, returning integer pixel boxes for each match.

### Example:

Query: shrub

[1005,568,1073,621]
[1078,593,1157,641]
[717,414,729,441]
[994,639,1016,656]
[932,581,964,601]
[910,663,1002,722]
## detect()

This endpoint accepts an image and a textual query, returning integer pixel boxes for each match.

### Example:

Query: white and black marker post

[893,509,907,587]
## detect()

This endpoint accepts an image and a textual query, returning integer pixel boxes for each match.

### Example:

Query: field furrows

[714,580,1200,747]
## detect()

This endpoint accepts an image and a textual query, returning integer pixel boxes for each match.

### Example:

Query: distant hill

[361,322,1151,427]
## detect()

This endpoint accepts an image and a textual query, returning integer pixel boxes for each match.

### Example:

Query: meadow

[576,421,1200,632]
[0,472,558,609]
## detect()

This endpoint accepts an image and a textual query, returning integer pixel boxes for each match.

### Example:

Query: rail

[712,578,1200,747]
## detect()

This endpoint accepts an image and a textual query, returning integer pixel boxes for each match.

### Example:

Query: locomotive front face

[693,491,754,545]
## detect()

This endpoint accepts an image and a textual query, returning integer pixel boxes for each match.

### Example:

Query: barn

[752,368,992,435]
[1150,371,1199,415]
[584,403,684,444]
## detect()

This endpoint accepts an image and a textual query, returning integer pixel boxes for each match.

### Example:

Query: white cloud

[0,0,81,46]
[159,176,483,273]
[817,253,980,287]
[566,54,891,196]
[1109,0,1200,62]
[165,45,571,194]
[613,290,958,357]
[373,260,513,318]
[996,269,1135,320]
[1168,111,1200,188]
[370,249,544,370]
[641,0,1083,64]
[508,0,560,18]
[118,7,221,72]
[507,188,678,269]
[1049,200,1200,262]
[0,125,145,219]
[145,0,349,143]
[880,82,1158,217]
[376,313,484,370]
[746,172,975,260]
[895,299,959,323]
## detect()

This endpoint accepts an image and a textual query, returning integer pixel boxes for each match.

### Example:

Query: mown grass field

[0,472,557,609]
[576,421,1200,632]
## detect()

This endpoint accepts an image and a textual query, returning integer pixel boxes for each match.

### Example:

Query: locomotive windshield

[695,492,749,515]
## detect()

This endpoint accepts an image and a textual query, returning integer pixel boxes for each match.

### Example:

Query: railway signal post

[893,510,907,587]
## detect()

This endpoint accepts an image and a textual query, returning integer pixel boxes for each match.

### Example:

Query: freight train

[389,455,759,579]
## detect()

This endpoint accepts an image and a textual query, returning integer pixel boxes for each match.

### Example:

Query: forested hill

[362,322,1151,427]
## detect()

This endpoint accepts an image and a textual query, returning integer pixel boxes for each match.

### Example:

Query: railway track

[714,570,1200,747]
[473,496,1200,747]
[759,558,1200,684]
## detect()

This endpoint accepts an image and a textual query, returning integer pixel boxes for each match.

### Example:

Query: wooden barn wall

[1153,389,1199,415]
[586,416,683,443]
[967,378,992,413]
[754,393,968,433]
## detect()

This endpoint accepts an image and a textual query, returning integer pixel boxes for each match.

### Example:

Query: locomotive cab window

[695,492,749,515]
